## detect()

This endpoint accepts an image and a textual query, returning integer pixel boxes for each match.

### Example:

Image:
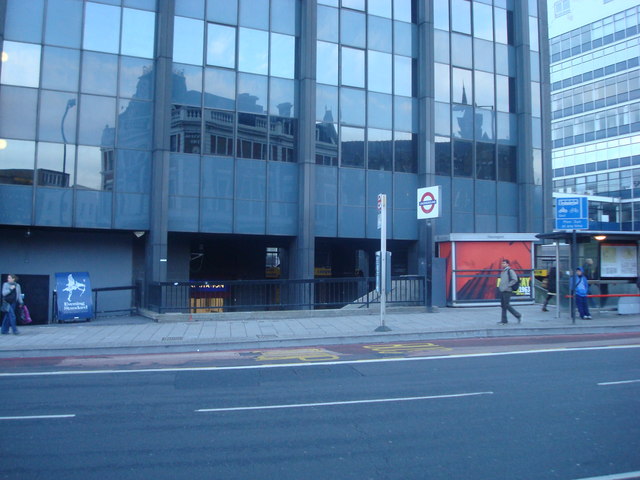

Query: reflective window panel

[117,99,153,150]
[340,87,366,126]
[170,105,202,154]
[83,2,121,54]
[0,86,38,140]
[4,0,44,43]
[120,56,154,100]
[394,96,417,133]
[497,144,517,182]
[452,68,473,105]
[318,5,339,42]
[316,84,339,123]
[473,2,493,41]
[0,140,35,185]
[173,16,204,65]
[269,116,296,162]
[78,95,116,147]
[451,0,471,34]
[317,41,339,85]
[341,47,365,88]
[269,77,296,117]
[237,73,268,113]
[341,9,366,48]
[237,112,267,159]
[476,142,496,180]
[367,92,392,130]
[81,52,118,96]
[204,67,236,110]
[41,46,80,92]
[368,0,391,18]
[315,122,338,166]
[435,136,451,176]
[453,139,473,177]
[203,109,235,156]
[394,55,413,97]
[368,51,392,94]
[434,0,449,30]
[207,0,238,24]
[340,126,365,168]
[172,64,203,106]
[36,141,76,187]
[367,128,392,171]
[207,23,236,69]
[38,91,78,144]
[238,28,268,75]
[368,15,392,53]
[271,0,298,35]
[270,33,295,79]
[394,131,416,173]
[0,41,41,88]
[451,33,472,68]
[239,0,269,29]
[452,104,474,140]
[393,0,412,23]
[44,0,82,48]
[76,145,112,191]
[121,8,155,58]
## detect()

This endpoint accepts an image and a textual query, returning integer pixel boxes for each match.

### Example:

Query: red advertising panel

[441,241,532,302]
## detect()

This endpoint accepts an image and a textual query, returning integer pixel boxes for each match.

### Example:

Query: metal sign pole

[376,194,391,332]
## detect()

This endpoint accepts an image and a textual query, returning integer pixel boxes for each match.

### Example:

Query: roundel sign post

[417,186,441,219]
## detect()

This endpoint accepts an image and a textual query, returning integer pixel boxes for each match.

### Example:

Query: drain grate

[162,336,184,342]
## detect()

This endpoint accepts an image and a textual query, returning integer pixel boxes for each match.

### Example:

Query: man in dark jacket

[497,259,522,325]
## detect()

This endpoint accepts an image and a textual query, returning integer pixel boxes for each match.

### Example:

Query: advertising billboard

[438,240,533,304]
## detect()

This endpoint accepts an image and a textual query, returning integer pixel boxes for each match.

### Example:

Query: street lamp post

[61,98,76,187]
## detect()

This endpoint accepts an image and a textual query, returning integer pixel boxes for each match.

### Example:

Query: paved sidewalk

[1,303,640,358]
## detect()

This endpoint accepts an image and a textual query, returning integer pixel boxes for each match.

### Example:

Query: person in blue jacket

[570,267,591,319]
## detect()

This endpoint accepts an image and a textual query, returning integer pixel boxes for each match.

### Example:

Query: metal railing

[145,276,424,314]
[93,285,138,318]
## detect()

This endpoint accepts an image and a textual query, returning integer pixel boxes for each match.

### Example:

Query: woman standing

[2,274,24,335]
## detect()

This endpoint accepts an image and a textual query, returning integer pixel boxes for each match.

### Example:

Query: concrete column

[538,1,554,233]
[291,0,317,283]
[514,2,535,233]
[417,1,435,278]
[145,0,175,286]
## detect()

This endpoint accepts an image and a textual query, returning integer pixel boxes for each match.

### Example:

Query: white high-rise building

[548,0,640,230]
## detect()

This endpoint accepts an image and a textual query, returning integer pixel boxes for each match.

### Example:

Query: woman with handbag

[2,274,24,335]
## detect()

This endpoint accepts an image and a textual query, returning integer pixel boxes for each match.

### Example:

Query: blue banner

[55,272,93,321]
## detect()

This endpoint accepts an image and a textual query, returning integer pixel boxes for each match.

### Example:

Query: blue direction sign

[555,197,589,230]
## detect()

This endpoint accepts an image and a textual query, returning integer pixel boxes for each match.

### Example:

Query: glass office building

[0,0,549,307]
[549,0,640,230]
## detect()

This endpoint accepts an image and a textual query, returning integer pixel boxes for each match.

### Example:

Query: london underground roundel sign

[417,186,441,219]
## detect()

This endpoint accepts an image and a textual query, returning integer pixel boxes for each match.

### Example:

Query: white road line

[0,344,639,377]
[196,391,494,413]
[572,470,640,480]
[0,414,75,421]
[597,379,640,386]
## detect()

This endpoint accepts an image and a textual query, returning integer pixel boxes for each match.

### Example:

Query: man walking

[498,259,522,325]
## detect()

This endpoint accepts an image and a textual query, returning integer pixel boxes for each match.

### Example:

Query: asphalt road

[1,346,639,480]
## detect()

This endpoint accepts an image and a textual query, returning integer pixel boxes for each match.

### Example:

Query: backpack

[510,269,521,293]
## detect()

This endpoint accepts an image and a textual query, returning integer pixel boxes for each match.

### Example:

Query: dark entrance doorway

[1,274,50,325]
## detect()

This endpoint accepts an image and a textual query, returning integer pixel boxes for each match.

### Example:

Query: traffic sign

[417,186,441,219]
[555,197,588,230]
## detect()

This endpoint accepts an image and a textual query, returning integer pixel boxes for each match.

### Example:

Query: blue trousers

[1,303,18,334]
[575,295,590,318]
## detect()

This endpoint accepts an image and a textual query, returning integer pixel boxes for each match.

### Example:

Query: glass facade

[315,0,417,172]
[550,1,640,230]
[0,0,155,228]
[0,0,548,281]
[433,0,521,185]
